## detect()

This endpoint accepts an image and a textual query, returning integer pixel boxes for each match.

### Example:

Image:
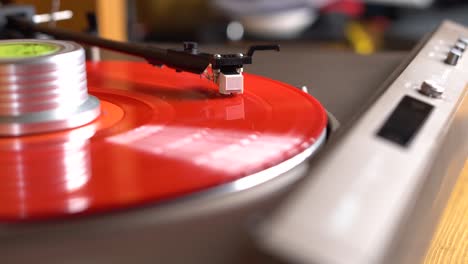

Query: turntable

[0,6,467,264]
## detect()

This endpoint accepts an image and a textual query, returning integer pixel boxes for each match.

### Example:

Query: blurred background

[3,0,468,54]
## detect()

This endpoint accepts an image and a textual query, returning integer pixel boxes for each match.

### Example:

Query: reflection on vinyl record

[0,61,327,221]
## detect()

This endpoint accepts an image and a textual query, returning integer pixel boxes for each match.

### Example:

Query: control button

[459,37,468,46]
[445,48,462,65]
[419,80,444,98]
[454,41,466,52]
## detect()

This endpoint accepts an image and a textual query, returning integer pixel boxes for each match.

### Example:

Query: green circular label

[0,42,60,59]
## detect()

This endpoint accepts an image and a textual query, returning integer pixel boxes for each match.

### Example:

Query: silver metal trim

[0,96,100,135]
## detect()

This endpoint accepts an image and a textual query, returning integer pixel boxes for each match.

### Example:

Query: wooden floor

[424,160,468,264]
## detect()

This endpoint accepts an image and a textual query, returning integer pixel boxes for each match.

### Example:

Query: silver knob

[459,37,468,46]
[454,41,466,52]
[445,48,462,65]
[419,80,444,98]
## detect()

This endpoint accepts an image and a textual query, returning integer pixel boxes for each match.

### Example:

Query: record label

[0,42,60,58]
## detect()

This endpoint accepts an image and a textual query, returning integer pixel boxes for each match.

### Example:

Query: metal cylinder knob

[419,80,444,98]
[454,41,466,52]
[183,42,198,53]
[445,48,462,66]
[0,39,100,136]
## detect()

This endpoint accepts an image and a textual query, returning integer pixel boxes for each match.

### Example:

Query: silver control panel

[258,21,468,264]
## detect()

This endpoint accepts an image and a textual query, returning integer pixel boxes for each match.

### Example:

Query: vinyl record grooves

[0,59,327,222]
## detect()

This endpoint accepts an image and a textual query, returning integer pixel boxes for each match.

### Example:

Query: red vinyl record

[0,61,327,221]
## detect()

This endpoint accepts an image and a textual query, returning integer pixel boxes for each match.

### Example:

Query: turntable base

[257,20,468,264]
[1,26,466,263]
[0,49,402,264]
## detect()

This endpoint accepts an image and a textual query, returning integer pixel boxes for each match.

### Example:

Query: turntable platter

[0,61,327,221]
